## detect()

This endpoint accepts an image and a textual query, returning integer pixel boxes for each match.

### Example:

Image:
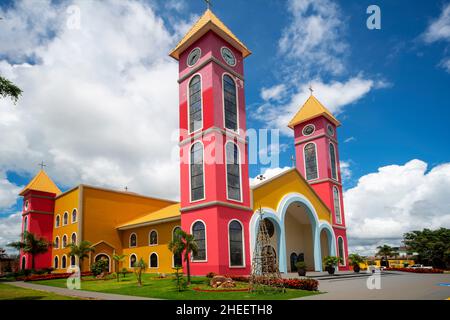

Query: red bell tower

[289,95,349,270]
[170,9,252,275]
[18,169,61,270]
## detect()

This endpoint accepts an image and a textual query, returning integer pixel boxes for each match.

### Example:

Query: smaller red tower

[289,95,349,270]
[18,170,61,270]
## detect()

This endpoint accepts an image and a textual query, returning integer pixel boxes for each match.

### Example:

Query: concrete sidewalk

[8,282,159,300]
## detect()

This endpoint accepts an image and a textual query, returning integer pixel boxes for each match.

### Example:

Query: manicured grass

[0,283,79,300]
[34,273,319,300]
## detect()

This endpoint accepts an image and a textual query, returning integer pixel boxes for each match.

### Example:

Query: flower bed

[225,275,319,291]
[17,271,94,282]
[385,267,444,274]
[193,287,249,293]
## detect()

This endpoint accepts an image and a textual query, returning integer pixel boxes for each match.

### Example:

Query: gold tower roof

[288,95,341,129]
[169,9,251,60]
[19,170,62,196]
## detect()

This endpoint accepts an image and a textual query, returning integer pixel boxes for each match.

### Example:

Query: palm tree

[376,245,398,267]
[68,241,95,272]
[0,75,22,103]
[8,231,51,270]
[168,229,198,285]
[112,254,126,281]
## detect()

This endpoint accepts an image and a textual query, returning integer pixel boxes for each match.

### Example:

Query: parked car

[408,264,433,270]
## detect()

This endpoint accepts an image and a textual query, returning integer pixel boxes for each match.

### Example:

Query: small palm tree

[8,231,51,270]
[348,253,364,272]
[113,254,126,281]
[68,241,95,272]
[168,229,198,285]
[133,257,146,287]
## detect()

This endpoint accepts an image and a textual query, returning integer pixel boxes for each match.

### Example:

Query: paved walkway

[8,282,158,300]
[296,272,450,300]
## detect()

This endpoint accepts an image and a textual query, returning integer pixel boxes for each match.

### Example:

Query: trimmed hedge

[17,271,94,282]
[385,267,444,274]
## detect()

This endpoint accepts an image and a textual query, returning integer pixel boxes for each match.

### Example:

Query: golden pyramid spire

[288,94,341,129]
[19,169,61,196]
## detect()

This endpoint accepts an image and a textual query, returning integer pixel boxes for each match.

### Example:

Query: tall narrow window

[71,232,77,244]
[70,255,76,267]
[62,235,67,248]
[149,253,158,268]
[72,209,77,223]
[130,254,137,268]
[223,75,238,131]
[190,142,204,201]
[333,186,342,224]
[229,220,244,267]
[62,256,67,269]
[149,230,158,245]
[226,143,241,201]
[172,227,182,267]
[338,237,345,266]
[55,215,60,227]
[129,233,137,248]
[54,256,59,269]
[192,221,206,261]
[304,143,318,180]
[63,212,68,225]
[189,75,202,133]
[23,216,28,233]
[329,143,337,180]
[21,256,26,270]
[55,236,60,249]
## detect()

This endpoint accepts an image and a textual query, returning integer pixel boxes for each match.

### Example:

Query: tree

[0,248,8,259]
[348,253,364,271]
[404,228,450,269]
[376,245,398,266]
[112,254,126,282]
[68,241,95,272]
[8,231,51,270]
[168,229,198,285]
[133,257,146,287]
[0,75,22,103]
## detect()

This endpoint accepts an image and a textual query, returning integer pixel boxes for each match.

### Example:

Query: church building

[18,9,349,275]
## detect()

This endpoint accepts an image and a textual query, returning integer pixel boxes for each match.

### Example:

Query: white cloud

[253,77,377,135]
[345,160,450,255]
[344,136,356,143]
[0,212,22,253]
[339,161,351,182]
[422,3,450,73]
[0,171,22,209]
[261,84,287,101]
[250,166,291,187]
[279,0,347,76]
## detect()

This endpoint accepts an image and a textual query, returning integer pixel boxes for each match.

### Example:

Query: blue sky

[1,0,450,254]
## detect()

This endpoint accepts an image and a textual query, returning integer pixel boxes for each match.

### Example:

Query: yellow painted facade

[359,259,415,270]
[252,169,332,223]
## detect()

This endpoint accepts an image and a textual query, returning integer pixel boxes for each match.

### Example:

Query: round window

[187,48,201,67]
[327,124,335,136]
[302,124,315,136]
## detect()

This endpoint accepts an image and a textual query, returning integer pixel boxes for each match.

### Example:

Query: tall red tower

[289,95,349,270]
[170,9,252,275]
[18,170,61,270]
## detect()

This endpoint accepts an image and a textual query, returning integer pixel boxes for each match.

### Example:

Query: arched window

[338,237,345,266]
[55,215,60,228]
[21,256,26,270]
[226,143,241,201]
[71,232,77,244]
[54,256,59,269]
[23,216,28,233]
[290,253,298,272]
[329,143,337,180]
[333,186,342,224]
[229,220,244,267]
[172,227,182,267]
[189,75,202,133]
[304,143,318,180]
[223,74,238,131]
[149,253,158,268]
[70,255,76,267]
[72,209,77,223]
[149,230,158,246]
[129,233,137,248]
[61,255,67,269]
[129,254,137,268]
[62,235,68,248]
[190,142,204,202]
[55,236,60,249]
[63,212,68,225]
[192,221,206,261]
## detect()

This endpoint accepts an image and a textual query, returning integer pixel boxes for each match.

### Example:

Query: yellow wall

[121,220,181,274]
[252,170,331,223]
[52,188,80,273]
[82,186,176,255]
[359,259,415,270]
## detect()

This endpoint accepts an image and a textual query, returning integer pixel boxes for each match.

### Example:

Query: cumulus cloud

[345,160,450,255]
[250,166,292,187]
[0,212,22,253]
[422,3,450,73]
[339,161,351,182]
[261,84,287,101]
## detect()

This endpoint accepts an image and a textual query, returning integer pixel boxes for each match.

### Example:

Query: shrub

[385,267,444,274]
[206,272,217,278]
[225,275,319,291]
[18,271,93,282]
[90,259,109,276]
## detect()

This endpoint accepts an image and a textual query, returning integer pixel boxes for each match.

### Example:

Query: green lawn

[34,274,319,300]
[0,283,79,300]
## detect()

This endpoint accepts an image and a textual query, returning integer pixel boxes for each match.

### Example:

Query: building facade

[18,9,349,275]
